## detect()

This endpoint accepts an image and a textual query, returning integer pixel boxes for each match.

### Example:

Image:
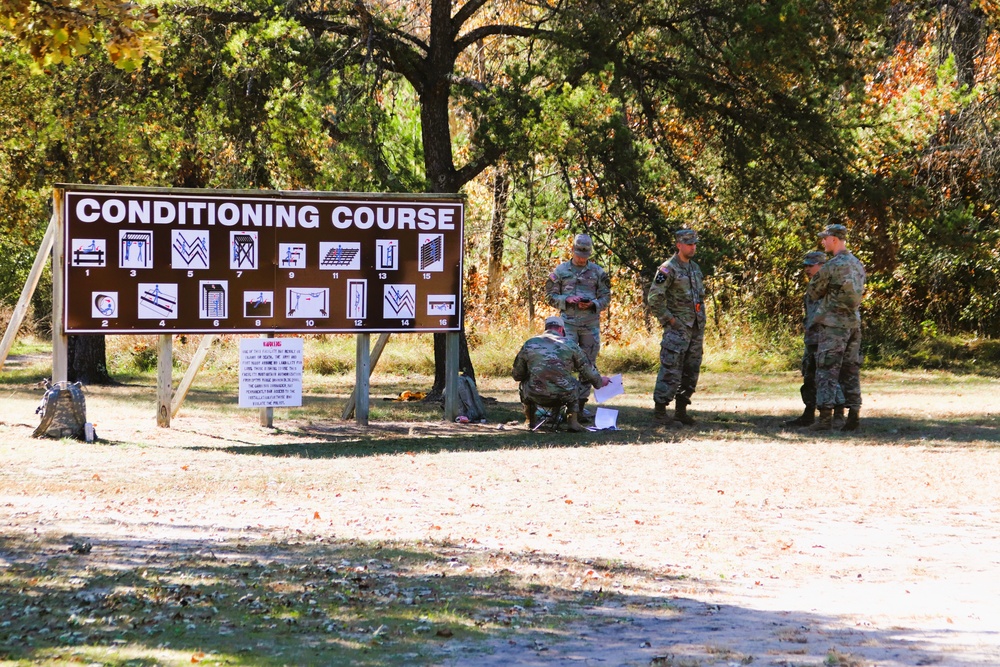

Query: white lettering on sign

[76,198,323,229]
[329,204,457,231]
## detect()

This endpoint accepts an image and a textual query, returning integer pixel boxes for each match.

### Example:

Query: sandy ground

[2,368,1000,666]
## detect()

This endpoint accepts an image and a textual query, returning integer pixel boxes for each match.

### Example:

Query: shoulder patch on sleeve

[654,269,668,284]
[548,272,557,282]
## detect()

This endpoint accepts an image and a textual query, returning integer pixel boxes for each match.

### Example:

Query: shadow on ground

[171,396,1000,460]
[0,532,994,666]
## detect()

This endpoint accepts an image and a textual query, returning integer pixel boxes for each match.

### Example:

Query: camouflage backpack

[452,374,487,422]
[33,380,89,440]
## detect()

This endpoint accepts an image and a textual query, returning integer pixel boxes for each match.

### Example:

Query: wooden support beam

[0,214,56,371]
[341,332,391,420]
[51,190,68,383]
[170,334,216,418]
[157,334,172,427]
[259,333,274,428]
[444,332,460,421]
[355,333,371,426]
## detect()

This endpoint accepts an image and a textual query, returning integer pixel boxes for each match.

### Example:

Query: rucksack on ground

[453,374,487,422]
[33,380,91,440]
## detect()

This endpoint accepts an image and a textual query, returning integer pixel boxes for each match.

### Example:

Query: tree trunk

[420,2,476,398]
[486,166,510,304]
[67,335,115,385]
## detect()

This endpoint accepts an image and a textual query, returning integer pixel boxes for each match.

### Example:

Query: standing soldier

[807,223,866,431]
[784,251,846,427]
[648,228,706,426]
[512,316,610,432]
[545,233,612,420]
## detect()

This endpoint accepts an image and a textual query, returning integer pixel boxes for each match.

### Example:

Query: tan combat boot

[808,408,834,431]
[832,406,846,429]
[523,400,537,428]
[785,405,815,427]
[841,407,860,432]
[674,397,696,426]
[566,411,585,433]
[653,402,672,425]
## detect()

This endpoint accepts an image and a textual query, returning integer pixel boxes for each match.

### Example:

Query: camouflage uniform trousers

[563,310,601,367]
[800,344,846,408]
[654,322,704,405]
[519,379,588,409]
[814,325,862,409]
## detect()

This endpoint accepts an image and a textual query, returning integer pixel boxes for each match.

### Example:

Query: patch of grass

[0,534,630,667]
[877,334,1000,375]
[601,336,660,374]
[825,649,866,667]
[468,322,532,378]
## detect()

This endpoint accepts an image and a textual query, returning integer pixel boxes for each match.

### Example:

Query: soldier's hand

[600,376,612,387]
[578,299,593,310]
[566,296,581,305]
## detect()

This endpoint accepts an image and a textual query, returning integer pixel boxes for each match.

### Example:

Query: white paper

[590,407,618,430]
[593,373,624,404]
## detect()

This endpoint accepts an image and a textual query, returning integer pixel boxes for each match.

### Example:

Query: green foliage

[6,0,1000,373]
[0,0,160,71]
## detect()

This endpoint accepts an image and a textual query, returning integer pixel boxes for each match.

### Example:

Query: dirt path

[2,373,1000,665]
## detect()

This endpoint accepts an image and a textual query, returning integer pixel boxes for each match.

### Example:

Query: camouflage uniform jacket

[545,261,612,323]
[512,332,602,399]
[647,254,706,329]
[806,250,865,329]
[803,288,822,346]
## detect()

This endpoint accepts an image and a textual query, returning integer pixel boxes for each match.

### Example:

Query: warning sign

[238,338,304,408]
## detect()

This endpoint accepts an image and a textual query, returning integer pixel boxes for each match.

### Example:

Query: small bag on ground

[33,380,91,440]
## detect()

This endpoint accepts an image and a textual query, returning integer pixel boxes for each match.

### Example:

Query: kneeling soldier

[512,316,610,432]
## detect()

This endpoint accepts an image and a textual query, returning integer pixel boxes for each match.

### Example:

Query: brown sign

[61,186,464,334]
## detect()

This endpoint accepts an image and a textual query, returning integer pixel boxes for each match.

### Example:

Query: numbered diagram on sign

[346,280,367,319]
[244,291,274,318]
[199,281,229,319]
[384,284,416,319]
[278,243,306,269]
[92,292,118,318]
[120,230,154,269]
[375,239,399,271]
[138,283,178,319]
[319,242,361,271]
[71,239,107,267]
[230,231,259,270]
[418,234,444,272]
[287,288,329,318]
[426,294,456,316]
[172,230,209,269]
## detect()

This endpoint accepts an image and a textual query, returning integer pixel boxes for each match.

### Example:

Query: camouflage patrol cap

[544,315,565,329]
[572,234,593,258]
[675,228,699,244]
[818,223,848,240]
[803,250,828,266]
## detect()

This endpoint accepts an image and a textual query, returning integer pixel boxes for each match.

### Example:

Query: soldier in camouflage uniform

[545,234,612,422]
[647,228,706,426]
[512,315,610,432]
[807,223,866,431]
[784,251,847,427]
